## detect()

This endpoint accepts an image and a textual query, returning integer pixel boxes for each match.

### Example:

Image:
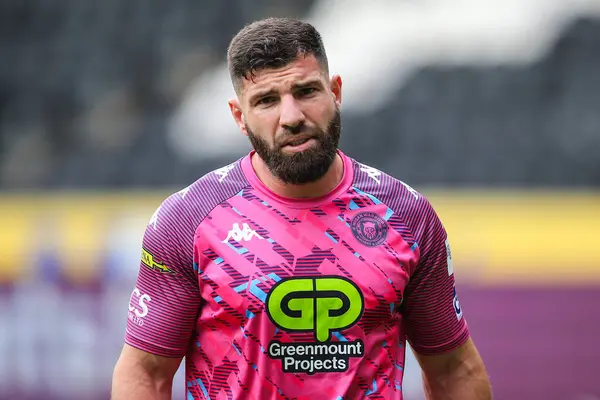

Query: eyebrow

[248,89,278,105]
[248,79,324,105]
[291,79,323,90]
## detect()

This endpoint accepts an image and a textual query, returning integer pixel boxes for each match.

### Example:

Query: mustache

[275,125,324,148]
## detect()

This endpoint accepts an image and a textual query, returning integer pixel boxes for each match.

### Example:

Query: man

[112,17,491,400]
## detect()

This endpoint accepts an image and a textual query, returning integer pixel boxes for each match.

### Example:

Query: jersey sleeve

[124,195,201,358]
[401,198,470,356]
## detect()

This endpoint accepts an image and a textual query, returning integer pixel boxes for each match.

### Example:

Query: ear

[330,74,342,108]
[228,98,248,136]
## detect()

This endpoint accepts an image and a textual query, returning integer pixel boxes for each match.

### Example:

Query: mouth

[283,137,313,147]
[281,137,317,152]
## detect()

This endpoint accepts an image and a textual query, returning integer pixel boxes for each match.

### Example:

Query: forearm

[422,362,492,400]
[111,359,173,400]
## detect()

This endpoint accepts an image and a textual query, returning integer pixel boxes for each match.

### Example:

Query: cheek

[312,101,335,127]
[247,115,278,140]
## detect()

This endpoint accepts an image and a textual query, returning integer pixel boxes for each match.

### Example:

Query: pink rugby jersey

[125,150,469,400]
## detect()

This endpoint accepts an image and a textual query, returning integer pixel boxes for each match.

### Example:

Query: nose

[279,94,305,132]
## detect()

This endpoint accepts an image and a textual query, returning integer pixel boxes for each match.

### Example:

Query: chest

[194,193,417,319]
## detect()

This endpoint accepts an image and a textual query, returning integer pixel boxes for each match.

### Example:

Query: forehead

[240,55,326,96]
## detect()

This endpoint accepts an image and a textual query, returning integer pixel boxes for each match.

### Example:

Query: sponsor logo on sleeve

[445,238,453,276]
[265,276,365,375]
[453,286,463,320]
[128,288,151,326]
[141,248,175,274]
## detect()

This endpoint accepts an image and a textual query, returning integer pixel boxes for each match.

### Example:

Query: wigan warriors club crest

[350,212,388,247]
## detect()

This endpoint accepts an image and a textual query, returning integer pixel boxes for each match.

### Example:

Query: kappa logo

[178,185,191,199]
[214,164,236,183]
[359,164,382,185]
[148,205,161,230]
[400,180,419,199]
[222,222,264,243]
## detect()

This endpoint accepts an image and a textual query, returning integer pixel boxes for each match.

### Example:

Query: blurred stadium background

[1,0,600,399]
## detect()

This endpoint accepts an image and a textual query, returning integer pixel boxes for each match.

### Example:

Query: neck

[251,152,344,199]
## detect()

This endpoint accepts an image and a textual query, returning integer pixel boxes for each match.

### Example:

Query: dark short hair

[227,17,329,92]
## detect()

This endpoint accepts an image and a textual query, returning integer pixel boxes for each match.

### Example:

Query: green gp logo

[265,276,364,342]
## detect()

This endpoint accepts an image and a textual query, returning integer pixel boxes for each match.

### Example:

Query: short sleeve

[124,196,201,358]
[401,198,470,356]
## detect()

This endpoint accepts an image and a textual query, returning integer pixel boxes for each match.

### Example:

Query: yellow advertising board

[0,190,598,285]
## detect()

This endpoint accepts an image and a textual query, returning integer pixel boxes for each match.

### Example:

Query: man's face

[229,55,343,185]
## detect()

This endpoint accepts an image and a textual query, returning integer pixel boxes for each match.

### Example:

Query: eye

[256,96,277,106]
[297,87,317,97]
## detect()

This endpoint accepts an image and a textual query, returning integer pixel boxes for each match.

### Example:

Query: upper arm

[114,343,182,382]
[401,197,469,355]
[125,197,202,357]
[412,337,483,379]
[112,344,182,399]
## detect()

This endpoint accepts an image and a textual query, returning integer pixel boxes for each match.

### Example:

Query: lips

[281,136,314,147]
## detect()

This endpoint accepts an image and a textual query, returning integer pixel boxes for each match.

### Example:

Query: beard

[246,107,341,185]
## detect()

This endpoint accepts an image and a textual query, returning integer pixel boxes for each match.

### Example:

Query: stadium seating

[0,0,316,188]
[1,2,599,189]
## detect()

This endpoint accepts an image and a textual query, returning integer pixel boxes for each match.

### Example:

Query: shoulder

[350,158,448,272]
[351,158,429,213]
[150,157,250,234]
[349,158,443,243]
